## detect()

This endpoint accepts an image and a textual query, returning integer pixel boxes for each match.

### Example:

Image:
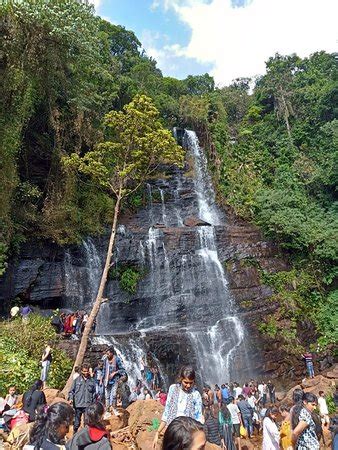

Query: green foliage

[0,314,72,394]
[109,264,145,295]
[120,268,142,294]
[0,243,8,276]
[205,50,337,354]
[315,290,338,350]
[326,394,336,415]
[258,318,278,338]
[63,95,184,200]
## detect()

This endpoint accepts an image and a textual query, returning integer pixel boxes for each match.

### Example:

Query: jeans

[74,407,86,433]
[306,361,314,377]
[269,392,276,403]
[105,383,118,408]
[243,416,253,437]
[41,360,51,382]
[96,382,104,400]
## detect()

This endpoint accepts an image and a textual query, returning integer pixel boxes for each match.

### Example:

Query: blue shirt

[221,387,230,400]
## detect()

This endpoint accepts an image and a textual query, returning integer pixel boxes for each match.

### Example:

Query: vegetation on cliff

[0,314,72,393]
[0,0,336,357]
[184,54,337,354]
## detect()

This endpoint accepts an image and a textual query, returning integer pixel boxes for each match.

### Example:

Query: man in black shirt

[267,380,276,404]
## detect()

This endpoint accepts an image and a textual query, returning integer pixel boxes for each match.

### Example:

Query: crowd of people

[0,356,337,449]
[50,311,92,337]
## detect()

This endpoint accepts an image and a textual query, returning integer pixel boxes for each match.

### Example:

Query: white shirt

[247,395,256,409]
[262,417,280,450]
[258,384,264,395]
[234,386,242,398]
[227,403,241,424]
[318,396,328,415]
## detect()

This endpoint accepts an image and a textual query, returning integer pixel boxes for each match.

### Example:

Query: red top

[159,392,167,406]
[88,426,108,442]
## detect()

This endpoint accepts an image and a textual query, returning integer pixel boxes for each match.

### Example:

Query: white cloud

[156,0,338,85]
[90,0,102,11]
[141,29,186,73]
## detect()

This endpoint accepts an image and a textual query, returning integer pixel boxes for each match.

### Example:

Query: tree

[184,74,215,96]
[62,95,184,393]
[261,53,301,141]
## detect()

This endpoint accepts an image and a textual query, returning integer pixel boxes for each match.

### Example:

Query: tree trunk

[62,190,122,396]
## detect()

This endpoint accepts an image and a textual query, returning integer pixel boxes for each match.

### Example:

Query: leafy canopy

[63,94,184,197]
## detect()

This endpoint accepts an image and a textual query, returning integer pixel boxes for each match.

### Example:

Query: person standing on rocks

[152,365,203,449]
[68,363,96,433]
[302,351,315,378]
[102,346,126,409]
[267,380,276,404]
[41,343,52,389]
[227,396,242,450]
[237,394,254,438]
[262,382,268,407]
[318,391,330,427]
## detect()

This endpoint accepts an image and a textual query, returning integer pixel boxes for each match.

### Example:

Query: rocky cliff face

[0,131,298,385]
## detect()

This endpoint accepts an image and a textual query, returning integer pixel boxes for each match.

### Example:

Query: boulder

[104,407,129,432]
[44,388,64,404]
[184,216,211,227]
[280,384,303,404]
[325,363,338,379]
[301,375,335,396]
[127,399,164,429]
[51,396,69,405]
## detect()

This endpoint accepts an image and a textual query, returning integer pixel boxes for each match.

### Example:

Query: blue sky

[96,0,213,79]
[95,0,338,86]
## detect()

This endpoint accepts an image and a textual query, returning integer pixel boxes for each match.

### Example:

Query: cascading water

[63,129,252,386]
[64,237,103,309]
[183,130,221,226]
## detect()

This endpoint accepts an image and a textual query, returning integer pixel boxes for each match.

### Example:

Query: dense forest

[1,1,337,356]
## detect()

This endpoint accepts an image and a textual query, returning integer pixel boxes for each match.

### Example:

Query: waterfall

[92,335,168,390]
[183,130,246,383]
[62,129,251,387]
[183,130,221,225]
[64,237,103,309]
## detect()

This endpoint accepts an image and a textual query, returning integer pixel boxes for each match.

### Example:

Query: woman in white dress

[262,406,280,450]
[152,365,203,449]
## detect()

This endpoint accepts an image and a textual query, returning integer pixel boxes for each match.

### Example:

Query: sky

[94,0,338,86]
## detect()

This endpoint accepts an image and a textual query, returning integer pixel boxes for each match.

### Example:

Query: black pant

[74,407,86,432]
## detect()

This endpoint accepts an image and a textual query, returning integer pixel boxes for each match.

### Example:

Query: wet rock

[183,216,211,227]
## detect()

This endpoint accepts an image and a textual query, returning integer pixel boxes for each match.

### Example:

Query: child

[5,386,18,409]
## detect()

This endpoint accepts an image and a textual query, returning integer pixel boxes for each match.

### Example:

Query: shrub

[0,314,72,394]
